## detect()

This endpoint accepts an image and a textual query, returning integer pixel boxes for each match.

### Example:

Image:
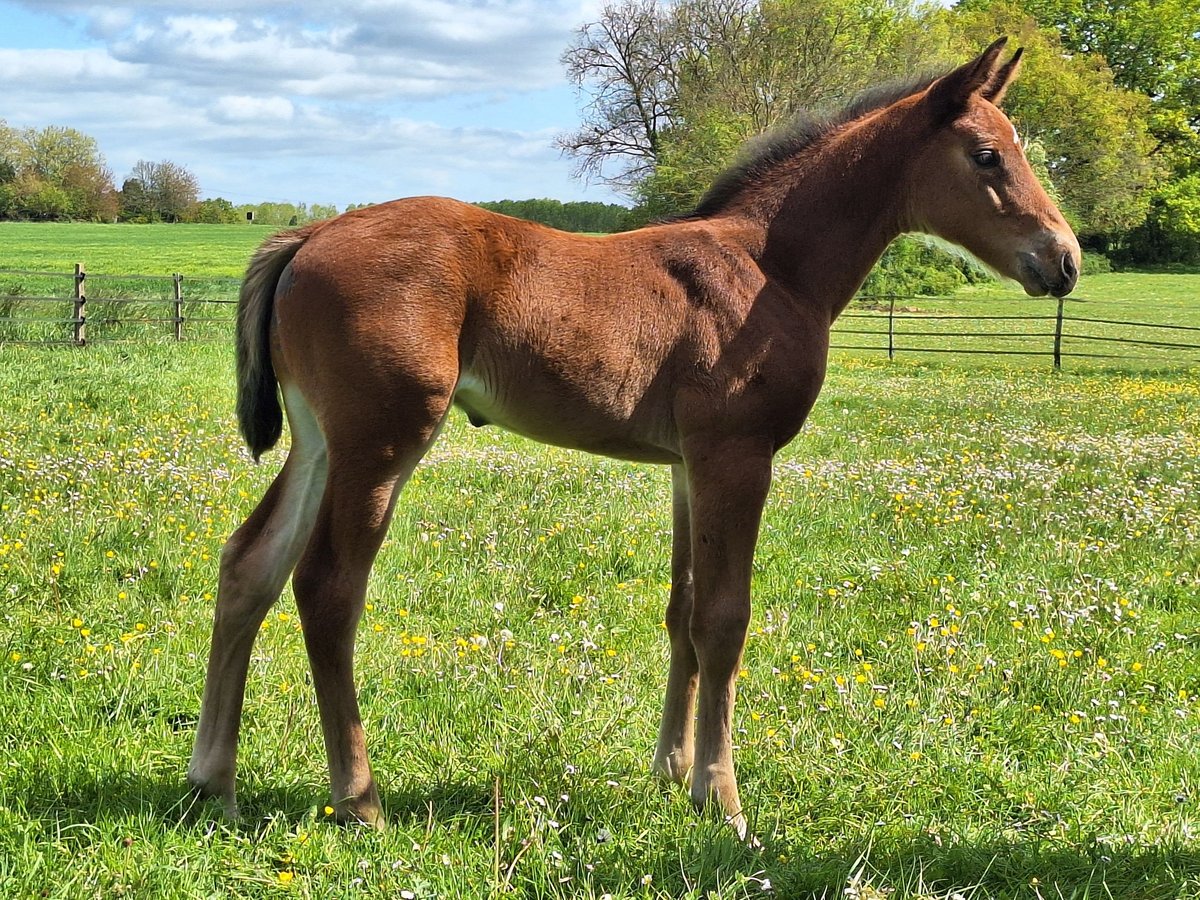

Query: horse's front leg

[682,435,773,841]
[652,464,698,784]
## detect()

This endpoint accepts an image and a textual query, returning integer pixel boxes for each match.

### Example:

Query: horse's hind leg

[290,403,447,829]
[653,464,698,783]
[188,384,328,816]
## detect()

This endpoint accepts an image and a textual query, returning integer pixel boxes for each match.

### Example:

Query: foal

[189,39,1079,839]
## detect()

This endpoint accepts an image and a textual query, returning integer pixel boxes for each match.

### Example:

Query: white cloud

[1,0,621,206]
[0,47,144,85]
[211,95,295,123]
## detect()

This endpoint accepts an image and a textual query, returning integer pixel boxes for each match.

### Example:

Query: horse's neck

[745,119,911,320]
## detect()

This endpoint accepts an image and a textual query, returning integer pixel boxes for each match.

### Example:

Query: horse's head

[906,39,1080,297]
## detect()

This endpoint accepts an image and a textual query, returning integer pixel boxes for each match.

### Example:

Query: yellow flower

[278,871,294,884]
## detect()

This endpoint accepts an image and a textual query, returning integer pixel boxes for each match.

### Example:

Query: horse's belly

[452,372,680,464]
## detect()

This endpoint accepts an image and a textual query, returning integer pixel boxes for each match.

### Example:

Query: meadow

[2,334,1199,897]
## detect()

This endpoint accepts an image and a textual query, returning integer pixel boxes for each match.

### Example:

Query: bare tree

[559,0,941,196]
[557,0,685,192]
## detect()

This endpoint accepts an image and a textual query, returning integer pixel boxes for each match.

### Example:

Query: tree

[474,198,631,232]
[0,122,116,221]
[616,0,940,219]
[121,160,200,222]
[558,0,684,191]
[562,0,944,208]
[0,120,20,184]
[186,197,241,224]
[119,177,153,222]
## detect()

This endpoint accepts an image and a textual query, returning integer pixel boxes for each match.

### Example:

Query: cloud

[0,47,144,86]
[19,2,601,98]
[210,95,295,123]
[2,0,619,206]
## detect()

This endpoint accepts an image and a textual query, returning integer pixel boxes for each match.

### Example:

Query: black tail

[235,227,315,460]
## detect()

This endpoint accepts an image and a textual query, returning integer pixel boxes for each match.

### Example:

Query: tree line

[474,198,629,233]
[0,119,630,233]
[0,122,351,227]
[560,0,1200,272]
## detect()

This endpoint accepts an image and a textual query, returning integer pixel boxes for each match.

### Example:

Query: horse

[187,38,1079,840]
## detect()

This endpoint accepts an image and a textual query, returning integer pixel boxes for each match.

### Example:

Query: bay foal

[189,40,1079,838]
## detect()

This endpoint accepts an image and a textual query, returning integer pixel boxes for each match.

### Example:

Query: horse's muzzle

[1020,247,1079,298]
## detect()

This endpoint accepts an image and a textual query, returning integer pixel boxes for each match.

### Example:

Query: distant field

[0,221,280,278]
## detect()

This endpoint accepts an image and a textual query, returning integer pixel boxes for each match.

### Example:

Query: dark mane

[686,72,944,219]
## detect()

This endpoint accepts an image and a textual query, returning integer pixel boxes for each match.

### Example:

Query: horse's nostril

[1061,251,1078,282]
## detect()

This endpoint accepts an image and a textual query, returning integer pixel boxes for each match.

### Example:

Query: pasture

[2,336,1199,898]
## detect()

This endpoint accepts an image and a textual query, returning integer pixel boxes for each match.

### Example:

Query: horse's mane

[686,72,944,219]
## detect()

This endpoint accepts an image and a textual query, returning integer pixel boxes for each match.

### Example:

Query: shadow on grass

[747,835,1200,899]
[14,765,495,833]
[17,768,1200,897]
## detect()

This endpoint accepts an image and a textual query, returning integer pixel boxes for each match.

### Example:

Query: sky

[0,0,624,209]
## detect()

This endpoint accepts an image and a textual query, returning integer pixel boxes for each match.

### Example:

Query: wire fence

[0,265,240,344]
[2,266,1199,369]
[834,294,1200,369]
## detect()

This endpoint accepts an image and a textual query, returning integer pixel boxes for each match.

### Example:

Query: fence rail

[2,266,1199,368]
[0,265,240,344]
[832,293,1200,369]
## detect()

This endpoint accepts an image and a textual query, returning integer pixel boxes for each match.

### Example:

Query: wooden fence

[0,265,239,344]
[2,265,1199,369]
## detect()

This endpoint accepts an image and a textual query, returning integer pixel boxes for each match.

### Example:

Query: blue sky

[0,0,623,208]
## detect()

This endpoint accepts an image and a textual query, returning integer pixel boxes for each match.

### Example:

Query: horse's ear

[924,37,1009,123]
[981,47,1023,106]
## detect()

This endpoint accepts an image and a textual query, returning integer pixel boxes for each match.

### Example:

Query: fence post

[1053,294,1065,370]
[73,263,86,346]
[888,295,896,360]
[173,273,184,341]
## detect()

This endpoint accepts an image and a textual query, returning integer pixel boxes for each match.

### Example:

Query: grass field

[0,221,279,277]
[2,339,1199,898]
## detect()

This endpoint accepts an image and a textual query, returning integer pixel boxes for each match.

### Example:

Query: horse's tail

[236,226,318,460]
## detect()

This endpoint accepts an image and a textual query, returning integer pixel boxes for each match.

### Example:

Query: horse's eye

[973,149,1000,169]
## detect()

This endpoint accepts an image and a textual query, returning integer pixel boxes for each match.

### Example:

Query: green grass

[2,343,1200,897]
[0,221,279,277]
[0,223,278,343]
